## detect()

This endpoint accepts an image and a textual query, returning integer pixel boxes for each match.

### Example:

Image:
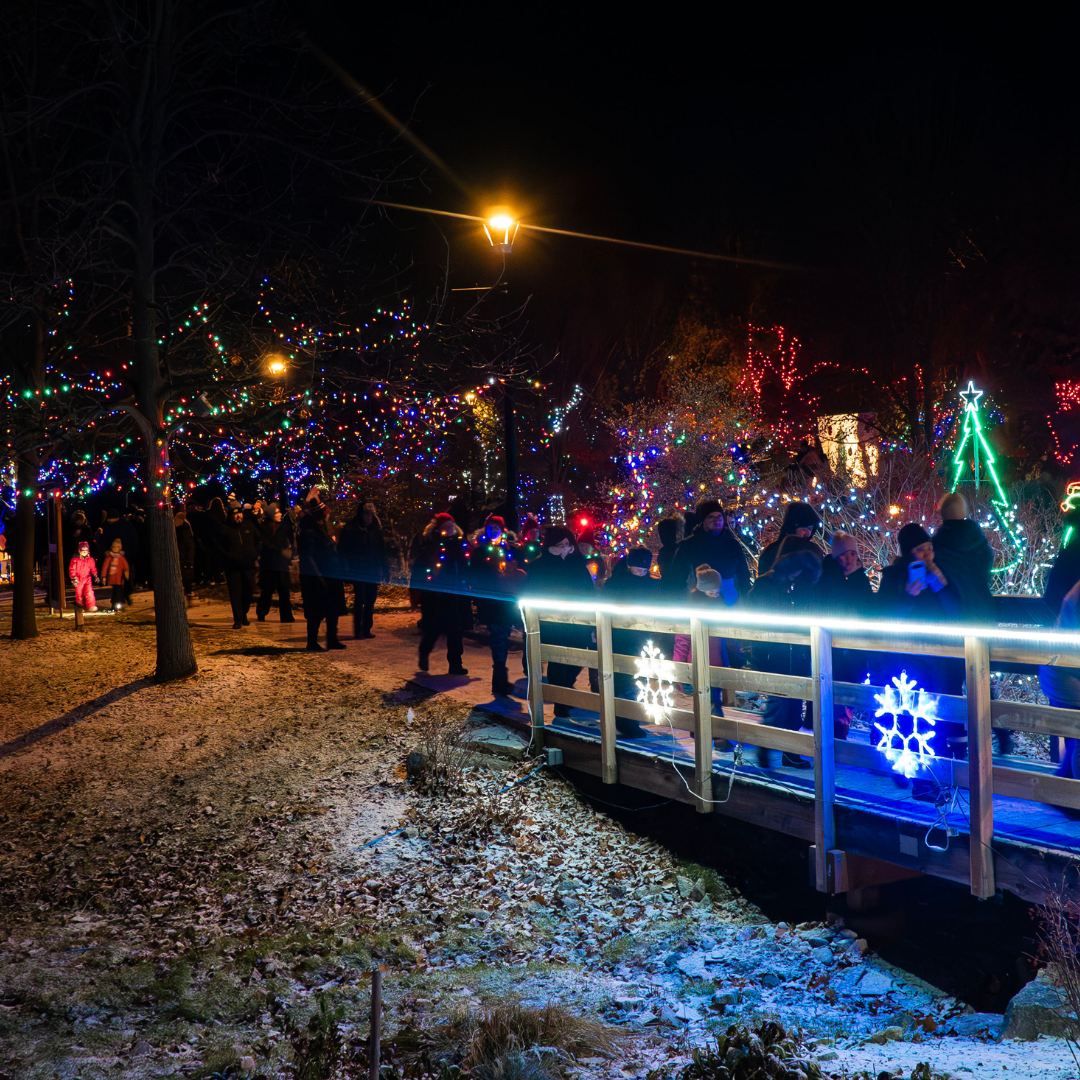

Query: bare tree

[0,0,387,677]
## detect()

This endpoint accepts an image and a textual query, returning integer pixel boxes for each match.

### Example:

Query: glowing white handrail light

[519,597,1080,654]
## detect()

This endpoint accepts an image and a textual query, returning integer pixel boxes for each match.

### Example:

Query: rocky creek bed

[0,601,1076,1079]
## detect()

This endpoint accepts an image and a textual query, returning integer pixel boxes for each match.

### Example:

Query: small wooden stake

[369,967,382,1080]
[74,603,84,631]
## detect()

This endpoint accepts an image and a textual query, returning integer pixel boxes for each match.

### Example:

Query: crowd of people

[52,486,1080,789]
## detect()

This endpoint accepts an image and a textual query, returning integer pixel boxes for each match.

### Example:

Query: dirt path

[1,597,1074,1080]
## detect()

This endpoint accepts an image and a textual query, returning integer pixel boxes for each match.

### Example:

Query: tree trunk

[145,436,196,681]
[9,449,39,639]
[132,181,196,682]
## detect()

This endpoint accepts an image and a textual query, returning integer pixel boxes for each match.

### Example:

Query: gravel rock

[1002,970,1076,1040]
[950,1012,1005,1039]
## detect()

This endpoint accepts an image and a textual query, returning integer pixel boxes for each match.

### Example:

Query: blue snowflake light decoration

[873,671,939,779]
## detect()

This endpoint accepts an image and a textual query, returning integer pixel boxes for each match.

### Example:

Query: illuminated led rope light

[1061,482,1080,548]
[949,380,1025,574]
[873,671,939,778]
[519,596,1080,655]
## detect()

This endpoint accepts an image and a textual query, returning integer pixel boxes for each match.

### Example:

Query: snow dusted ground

[1,599,1075,1079]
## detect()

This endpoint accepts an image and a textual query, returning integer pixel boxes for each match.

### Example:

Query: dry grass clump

[409,721,475,797]
[392,1001,620,1078]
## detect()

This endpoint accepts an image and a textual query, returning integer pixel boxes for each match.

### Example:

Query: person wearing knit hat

[695,565,721,592]
[524,522,596,718]
[898,522,931,558]
[667,499,751,600]
[931,492,995,625]
[756,501,823,578]
[815,531,872,617]
[874,525,966,794]
[602,545,664,738]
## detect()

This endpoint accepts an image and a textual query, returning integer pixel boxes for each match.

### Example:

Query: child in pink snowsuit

[68,541,99,611]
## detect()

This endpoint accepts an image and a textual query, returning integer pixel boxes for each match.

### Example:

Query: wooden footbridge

[520,599,1080,905]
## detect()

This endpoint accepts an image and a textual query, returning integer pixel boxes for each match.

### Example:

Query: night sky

[302,8,1080,401]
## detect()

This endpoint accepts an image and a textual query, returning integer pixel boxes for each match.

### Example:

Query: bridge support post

[690,617,714,812]
[595,610,618,784]
[524,607,545,754]
[811,625,835,892]
[965,635,996,899]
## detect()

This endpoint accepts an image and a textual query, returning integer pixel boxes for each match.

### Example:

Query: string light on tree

[949,379,1025,573]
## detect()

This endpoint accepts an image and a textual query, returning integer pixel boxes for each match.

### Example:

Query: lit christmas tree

[948,379,1025,572]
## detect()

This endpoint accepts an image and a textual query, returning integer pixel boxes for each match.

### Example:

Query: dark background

[299,9,1080,423]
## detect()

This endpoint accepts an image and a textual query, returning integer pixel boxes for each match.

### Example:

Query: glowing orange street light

[266,355,288,376]
[483,213,519,254]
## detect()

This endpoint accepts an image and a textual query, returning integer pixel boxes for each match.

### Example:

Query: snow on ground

[0,591,1075,1079]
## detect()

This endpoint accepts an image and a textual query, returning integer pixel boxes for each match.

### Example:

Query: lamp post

[266,354,289,503]
[483,213,521,530]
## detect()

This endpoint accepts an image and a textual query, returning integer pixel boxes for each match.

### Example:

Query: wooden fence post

[595,610,618,784]
[524,607,545,754]
[965,635,996,899]
[690,617,714,812]
[811,625,835,892]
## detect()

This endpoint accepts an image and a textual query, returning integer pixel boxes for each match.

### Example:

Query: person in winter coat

[69,540,98,612]
[576,525,608,585]
[298,497,346,650]
[1039,581,1080,786]
[602,546,665,737]
[413,513,471,674]
[656,516,684,581]
[100,538,130,610]
[95,508,140,602]
[931,492,995,624]
[174,506,195,602]
[875,523,960,624]
[746,536,823,768]
[670,564,738,716]
[255,502,295,623]
[523,526,596,717]
[814,532,873,617]
[811,531,873,738]
[68,511,95,562]
[1044,502,1080,620]
[471,515,525,696]
[338,501,389,639]
[668,499,751,600]
[756,501,822,578]
[217,503,258,629]
[875,522,965,788]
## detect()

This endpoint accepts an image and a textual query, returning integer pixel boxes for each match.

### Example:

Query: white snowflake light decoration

[873,670,939,779]
[634,640,676,724]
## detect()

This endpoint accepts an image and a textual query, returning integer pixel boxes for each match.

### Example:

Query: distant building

[817,413,879,485]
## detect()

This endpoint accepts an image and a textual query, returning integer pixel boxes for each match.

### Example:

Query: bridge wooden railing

[520,599,1080,900]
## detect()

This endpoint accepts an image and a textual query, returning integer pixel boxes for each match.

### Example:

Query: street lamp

[483,214,519,255]
[266,355,288,376]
